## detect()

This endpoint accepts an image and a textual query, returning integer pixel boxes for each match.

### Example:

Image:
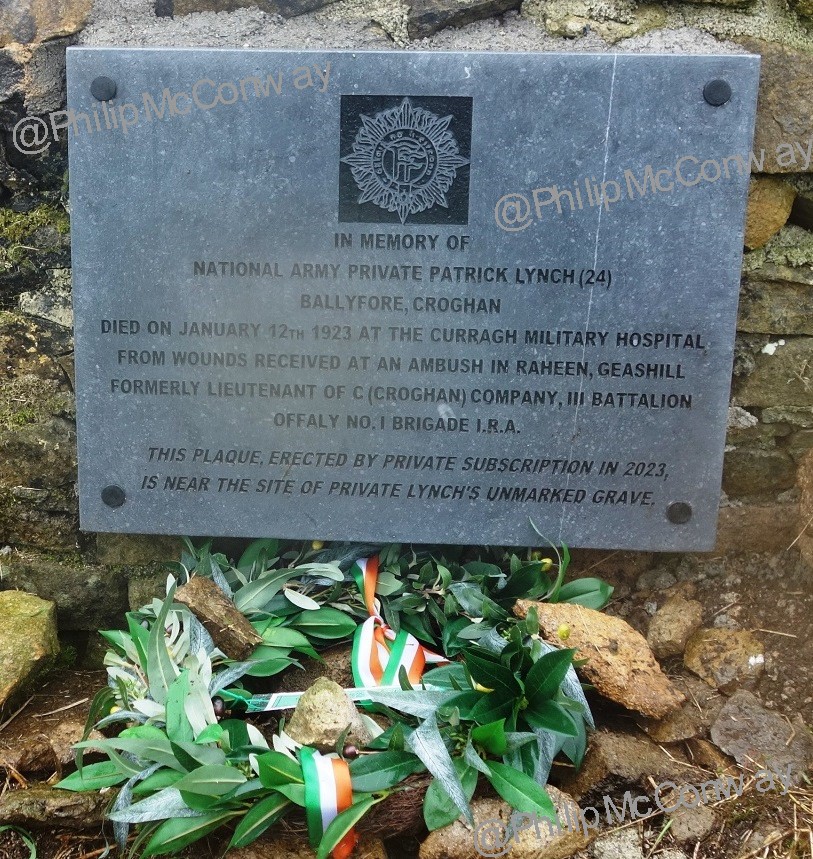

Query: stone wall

[1,0,812,637]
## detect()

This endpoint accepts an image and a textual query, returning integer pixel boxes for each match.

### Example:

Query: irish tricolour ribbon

[300,746,356,859]
[350,556,447,688]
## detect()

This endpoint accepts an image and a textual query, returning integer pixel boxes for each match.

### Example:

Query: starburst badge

[341,98,470,225]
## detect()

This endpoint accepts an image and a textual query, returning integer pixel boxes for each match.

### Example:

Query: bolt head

[101,485,126,508]
[703,79,732,106]
[90,76,117,101]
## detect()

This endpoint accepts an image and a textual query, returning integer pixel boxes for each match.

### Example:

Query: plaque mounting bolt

[703,80,731,106]
[90,76,117,101]
[101,485,126,508]
[666,501,692,524]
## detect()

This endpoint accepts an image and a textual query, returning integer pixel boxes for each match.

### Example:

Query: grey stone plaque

[67,47,759,550]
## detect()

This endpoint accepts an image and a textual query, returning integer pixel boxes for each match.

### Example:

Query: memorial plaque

[67,48,759,550]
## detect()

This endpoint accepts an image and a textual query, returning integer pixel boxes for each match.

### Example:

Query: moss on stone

[0,375,74,431]
[0,203,70,274]
[522,0,813,50]
[743,225,813,272]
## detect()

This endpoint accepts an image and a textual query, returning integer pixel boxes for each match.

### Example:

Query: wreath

[57,538,613,858]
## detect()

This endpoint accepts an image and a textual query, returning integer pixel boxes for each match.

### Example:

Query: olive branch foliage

[57,538,612,857]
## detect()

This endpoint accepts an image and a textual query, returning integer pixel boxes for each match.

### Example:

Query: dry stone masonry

[0,0,811,619]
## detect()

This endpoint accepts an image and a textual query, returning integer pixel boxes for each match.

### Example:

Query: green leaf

[178,791,224,812]
[283,588,321,610]
[290,606,357,640]
[256,751,304,788]
[146,585,178,706]
[237,539,279,575]
[234,568,297,614]
[75,733,185,772]
[525,649,575,708]
[171,765,247,797]
[244,657,296,678]
[556,578,614,609]
[229,793,291,848]
[560,713,588,768]
[75,686,115,774]
[441,617,470,657]
[143,811,240,856]
[437,691,482,721]
[56,760,129,791]
[194,724,225,745]
[276,783,306,806]
[423,761,478,831]
[253,626,319,657]
[522,700,579,736]
[220,719,251,754]
[165,671,194,744]
[132,768,184,796]
[546,544,571,602]
[316,794,387,859]
[422,663,469,690]
[498,564,548,601]
[456,623,490,641]
[348,751,424,792]
[470,693,513,724]
[462,561,502,578]
[127,613,151,671]
[471,719,507,756]
[464,652,521,699]
[484,760,557,819]
[170,740,227,771]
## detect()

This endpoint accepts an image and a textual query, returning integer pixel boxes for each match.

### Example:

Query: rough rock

[745,177,796,249]
[44,716,105,767]
[738,277,813,336]
[18,277,73,328]
[419,790,588,859]
[275,643,355,693]
[128,569,171,611]
[0,591,59,712]
[589,828,642,859]
[157,0,341,17]
[0,785,107,829]
[554,729,694,802]
[722,446,797,498]
[0,311,76,550]
[640,676,725,743]
[1,552,129,631]
[736,40,813,175]
[710,690,813,783]
[176,576,262,661]
[226,834,387,858]
[286,678,372,751]
[684,738,738,776]
[406,0,521,39]
[513,600,684,718]
[714,501,800,555]
[0,736,56,776]
[95,533,183,566]
[733,336,813,408]
[647,596,704,659]
[684,628,765,693]
[667,803,717,844]
[0,0,91,47]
